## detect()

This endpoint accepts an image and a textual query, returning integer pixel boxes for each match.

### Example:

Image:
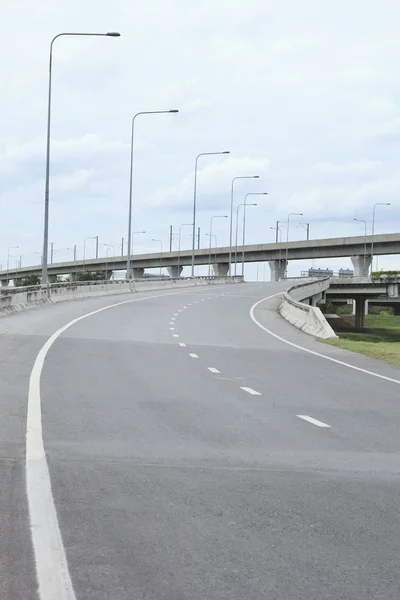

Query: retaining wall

[279,278,337,339]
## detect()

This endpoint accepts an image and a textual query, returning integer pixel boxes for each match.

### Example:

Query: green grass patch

[323,337,400,367]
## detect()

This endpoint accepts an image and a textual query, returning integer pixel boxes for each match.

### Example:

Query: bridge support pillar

[167,265,183,278]
[132,268,144,279]
[1,279,9,287]
[48,275,57,283]
[69,272,78,282]
[351,255,371,277]
[213,263,229,277]
[393,304,400,315]
[268,260,287,282]
[354,296,367,329]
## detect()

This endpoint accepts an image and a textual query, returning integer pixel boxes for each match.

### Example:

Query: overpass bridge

[1,232,399,285]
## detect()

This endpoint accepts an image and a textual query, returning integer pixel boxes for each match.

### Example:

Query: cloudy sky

[1,0,400,278]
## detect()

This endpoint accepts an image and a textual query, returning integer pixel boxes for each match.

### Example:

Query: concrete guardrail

[0,276,242,318]
[279,278,337,339]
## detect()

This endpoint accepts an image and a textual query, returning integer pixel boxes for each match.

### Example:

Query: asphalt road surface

[1,281,400,599]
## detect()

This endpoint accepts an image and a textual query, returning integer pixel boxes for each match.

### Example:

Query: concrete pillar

[212,263,229,277]
[48,275,57,283]
[1,279,9,287]
[69,272,78,282]
[102,271,113,280]
[167,265,183,278]
[268,260,287,282]
[393,304,400,316]
[132,268,144,279]
[351,255,371,277]
[354,297,366,329]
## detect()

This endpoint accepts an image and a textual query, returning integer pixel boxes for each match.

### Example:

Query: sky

[1,0,400,279]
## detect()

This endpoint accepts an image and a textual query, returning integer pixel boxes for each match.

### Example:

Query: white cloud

[146,157,270,208]
[1,0,400,270]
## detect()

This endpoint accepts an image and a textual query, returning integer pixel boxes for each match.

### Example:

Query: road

[1,281,400,599]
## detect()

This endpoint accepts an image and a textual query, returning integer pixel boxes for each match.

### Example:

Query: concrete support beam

[167,265,183,278]
[269,260,287,282]
[213,263,229,277]
[132,268,144,279]
[354,296,367,329]
[351,255,371,277]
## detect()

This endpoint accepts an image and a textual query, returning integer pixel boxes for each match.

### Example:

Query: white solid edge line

[249,293,400,387]
[297,415,331,428]
[240,386,262,395]
[26,285,231,600]
[207,367,221,374]
[189,353,199,358]
[179,342,187,347]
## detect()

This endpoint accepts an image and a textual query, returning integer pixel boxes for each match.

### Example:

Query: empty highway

[1,281,400,599]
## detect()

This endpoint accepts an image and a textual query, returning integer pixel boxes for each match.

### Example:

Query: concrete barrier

[0,277,241,318]
[279,278,337,339]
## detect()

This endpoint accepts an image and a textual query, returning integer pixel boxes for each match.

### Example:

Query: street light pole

[353,218,367,276]
[41,31,120,287]
[371,202,390,274]
[228,176,259,275]
[235,204,257,275]
[83,236,97,271]
[152,239,163,276]
[285,212,303,277]
[208,215,228,276]
[298,222,310,240]
[126,109,179,280]
[242,192,268,277]
[191,150,230,277]
[7,246,19,272]
[178,223,192,274]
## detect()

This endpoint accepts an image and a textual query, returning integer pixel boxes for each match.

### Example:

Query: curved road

[2,282,400,599]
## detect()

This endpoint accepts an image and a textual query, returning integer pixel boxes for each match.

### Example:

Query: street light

[99,243,115,280]
[241,192,267,277]
[178,223,192,274]
[371,202,390,273]
[235,204,257,274]
[270,225,285,266]
[41,31,120,286]
[354,218,367,276]
[205,233,218,273]
[298,222,310,241]
[126,109,179,280]
[7,246,19,272]
[208,215,228,276]
[83,236,98,269]
[152,239,163,277]
[285,212,303,276]
[66,246,77,262]
[228,175,259,274]
[191,150,230,277]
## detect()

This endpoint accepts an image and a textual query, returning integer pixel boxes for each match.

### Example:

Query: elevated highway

[1,232,400,284]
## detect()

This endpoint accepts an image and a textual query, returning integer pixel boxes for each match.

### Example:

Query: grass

[322,314,400,367]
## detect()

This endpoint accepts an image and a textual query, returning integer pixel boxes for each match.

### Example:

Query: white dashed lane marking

[189,353,199,359]
[179,343,186,347]
[240,386,261,396]
[297,415,331,428]
[173,334,179,338]
[170,327,175,330]
[207,367,221,374]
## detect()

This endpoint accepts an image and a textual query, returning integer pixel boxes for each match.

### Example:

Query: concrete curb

[279,279,337,339]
